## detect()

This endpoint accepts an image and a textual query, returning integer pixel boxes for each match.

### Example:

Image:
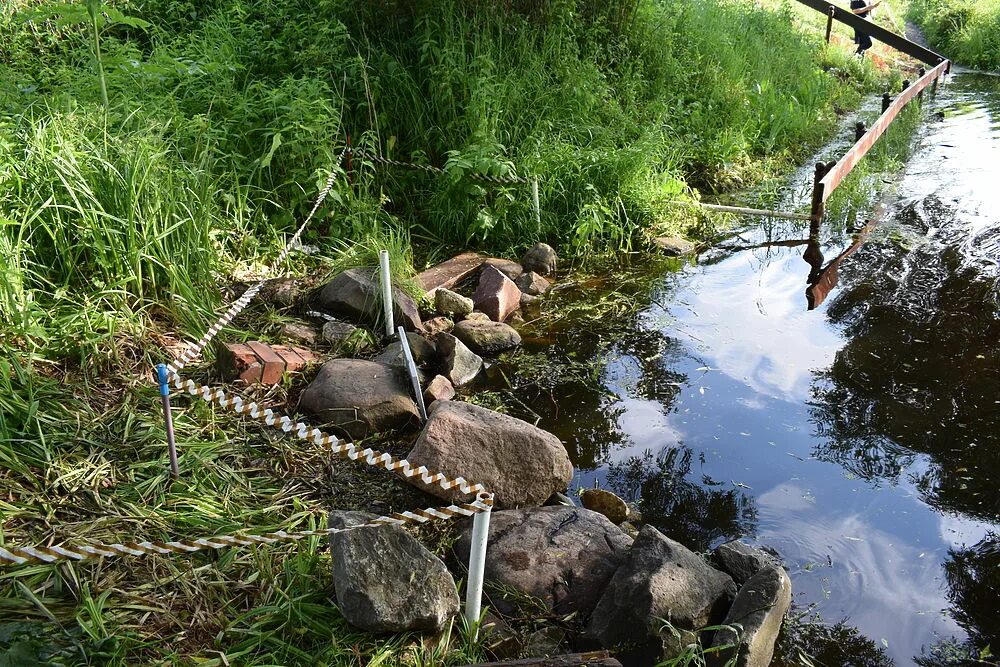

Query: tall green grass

[908,0,1000,70]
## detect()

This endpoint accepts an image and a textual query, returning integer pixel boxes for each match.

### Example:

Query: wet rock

[374,332,436,367]
[712,541,782,586]
[281,322,319,347]
[524,627,566,658]
[587,526,737,649]
[329,510,459,633]
[316,267,423,331]
[423,316,454,336]
[653,236,696,256]
[453,320,522,355]
[521,243,558,276]
[515,271,551,296]
[423,375,455,405]
[434,288,474,318]
[406,401,573,508]
[483,258,524,281]
[474,266,522,323]
[464,312,492,322]
[708,566,792,667]
[435,333,483,387]
[581,488,629,525]
[299,359,419,438]
[455,507,632,616]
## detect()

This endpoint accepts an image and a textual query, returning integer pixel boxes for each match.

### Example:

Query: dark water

[490,72,1000,665]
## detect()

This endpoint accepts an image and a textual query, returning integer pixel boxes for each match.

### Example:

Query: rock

[620,522,640,540]
[581,488,629,525]
[483,258,524,281]
[508,311,525,327]
[587,526,737,649]
[464,312,492,322]
[520,292,540,307]
[406,401,573,508]
[281,322,319,347]
[423,316,454,336]
[708,566,792,667]
[524,627,566,658]
[481,611,522,660]
[521,243,558,276]
[653,236,696,257]
[261,278,302,308]
[545,492,576,507]
[316,267,422,331]
[711,541,782,587]
[329,510,460,633]
[434,288,475,318]
[322,319,367,354]
[473,266,522,323]
[375,332,437,367]
[423,375,456,404]
[515,271,551,296]
[435,333,483,387]
[456,507,632,616]
[453,320,522,355]
[298,359,419,438]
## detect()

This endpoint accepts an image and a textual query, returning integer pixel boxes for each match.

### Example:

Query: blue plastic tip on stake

[156,363,170,397]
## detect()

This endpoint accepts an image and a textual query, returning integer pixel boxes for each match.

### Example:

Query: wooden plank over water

[791,0,946,65]
[820,60,949,202]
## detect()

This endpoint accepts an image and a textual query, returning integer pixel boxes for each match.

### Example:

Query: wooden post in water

[810,162,828,222]
[882,93,892,113]
[825,6,835,42]
[855,121,866,142]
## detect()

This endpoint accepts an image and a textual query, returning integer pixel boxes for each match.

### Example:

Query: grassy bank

[908,0,1000,69]
[0,0,896,663]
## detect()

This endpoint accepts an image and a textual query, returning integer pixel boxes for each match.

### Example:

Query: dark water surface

[493,72,1000,665]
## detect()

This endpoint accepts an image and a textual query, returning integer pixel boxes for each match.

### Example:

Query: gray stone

[423,375,455,405]
[281,322,319,347]
[520,292,540,307]
[473,266,522,323]
[483,258,524,281]
[453,320,522,355]
[435,333,483,387]
[709,566,792,667]
[587,526,737,649]
[374,332,437,367]
[329,511,460,634]
[481,611,522,660]
[515,271,551,296]
[261,278,303,308]
[316,267,422,331]
[523,627,566,658]
[456,507,632,616]
[405,401,573,508]
[322,319,363,352]
[298,359,419,438]
[520,243,558,276]
[653,236,696,256]
[711,541,782,586]
[434,288,474,318]
[581,488,629,525]
[464,312,491,322]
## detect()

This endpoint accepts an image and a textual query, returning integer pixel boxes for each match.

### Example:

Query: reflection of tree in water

[605,447,756,552]
[939,534,1000,652]
[774,613,894,667]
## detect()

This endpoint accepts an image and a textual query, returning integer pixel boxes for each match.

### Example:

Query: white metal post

[397,326,428,422]
[531,177,541,232]
[464,493,492,640]
[378,250,394,338]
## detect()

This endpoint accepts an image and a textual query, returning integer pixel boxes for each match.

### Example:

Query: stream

[490,70,1000,664]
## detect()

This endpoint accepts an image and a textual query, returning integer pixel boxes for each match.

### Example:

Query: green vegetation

[0,0,897,663]
[908,0,1000,70]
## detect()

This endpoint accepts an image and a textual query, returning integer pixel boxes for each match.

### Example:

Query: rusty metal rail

[810,60,949,219]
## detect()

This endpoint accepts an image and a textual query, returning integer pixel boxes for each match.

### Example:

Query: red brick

[246,341,286,384]
[218,343,263,384]
[290,345,320,364]
[272,344,307,372]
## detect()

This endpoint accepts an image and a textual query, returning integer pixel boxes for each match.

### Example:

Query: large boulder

[473,266,522,323]
[520,243,558,276]
[453,320,522,355]
[711,541,782,586]
[435,333,483,387]
[298,359,419,438]
[316,267,423,331]
[455,507,632,617]
[404,401,573,508]
[708,566,792,667]
[588,526,737,650]
[329,511,460,633]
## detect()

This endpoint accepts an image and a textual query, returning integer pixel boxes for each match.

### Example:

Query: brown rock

[483,258,524,281]
[423,375,456,404]
[521,243,558,276]
[515,271,551,296]
[464,312,491,322]
[581,488,629,524]
[653,236,696,256]
[452,320,522,355]
[423,316,454,335]
[281,322,319,347]
[473,266,522,323]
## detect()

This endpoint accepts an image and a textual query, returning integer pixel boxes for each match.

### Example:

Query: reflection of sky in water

[576,73,1000,665]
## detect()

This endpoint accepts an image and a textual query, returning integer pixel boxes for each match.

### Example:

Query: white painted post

[531,177,541,232]
[397,326,428,422]
[379,250,394,338]
[464,493,492,640]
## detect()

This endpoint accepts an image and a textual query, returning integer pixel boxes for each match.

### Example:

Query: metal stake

[379,250,394,338]
[531,177,541,233]
[157,364,180,480]
[465,493,493,640]
[397,326,428,422]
